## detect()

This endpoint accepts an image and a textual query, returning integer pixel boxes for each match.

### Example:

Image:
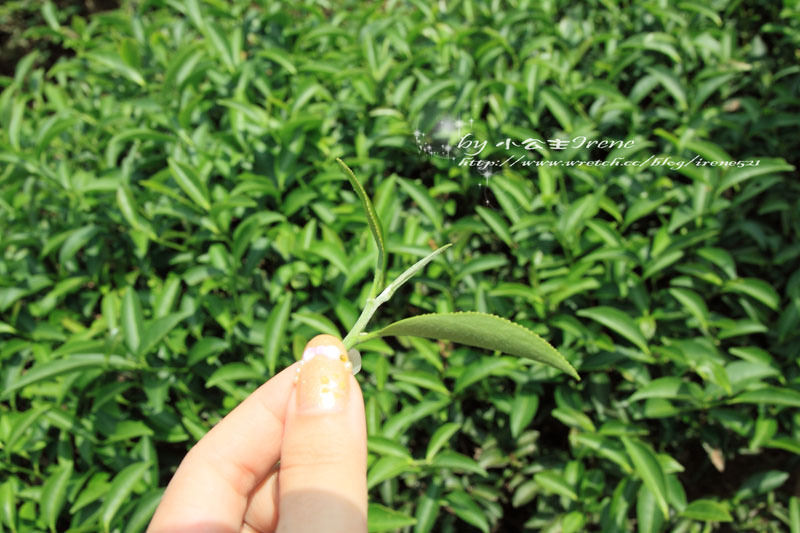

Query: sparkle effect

[414,116,501,211]
[413,115,472,161]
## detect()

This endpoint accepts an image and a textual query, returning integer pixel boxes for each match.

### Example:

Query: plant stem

[342,297,379,349]
[341,243,452,348]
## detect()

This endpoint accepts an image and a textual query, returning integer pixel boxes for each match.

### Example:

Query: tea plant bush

[1,0,799,531]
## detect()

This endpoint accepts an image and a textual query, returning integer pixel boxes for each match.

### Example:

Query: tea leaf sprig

[336,158,579,380]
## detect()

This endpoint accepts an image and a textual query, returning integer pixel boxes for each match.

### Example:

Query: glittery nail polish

[296,335,350,413]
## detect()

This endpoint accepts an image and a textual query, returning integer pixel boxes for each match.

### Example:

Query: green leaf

[665,473,687,511]
[122,289,144,354]
[669,287,709,329]
[168,158,210,211]
[559,195,600,243]
[106,421,154,443]
[728,361,780,391]
[552,406,596,432]
[382,399,450,439]
[1,479,17,532]
[7,95,25,151]
[510,389,539,438]
[116,187,151,237]
[680,499,733,522]
[430,451,487,476]
[409,80,457,116]
[646,66,687,110]
[641,398,681,418]
[766,436,800,455]
[59,224,99,265]
[561,511,586,533]
[0,287,27,312]
[425,423,461,462]
[337,158,386,295]
[70,473,111,514]
[621,437,669,519]
[643,250,684,280]
[123,489,164,533]
[2,354,137,398]
[629,377,702,403]
[86,51,146,86]
[446,490,490,533]
[578,307,650,354]
[370,312,578,379]
[540,87,573,131]
[717,318,768,339]
[41,463,72,532]
[309,240,348,274]
[368,503,417,532]
[453,356,516,393]
[164,42,205,89]
[41,2,60,30]
[414,483,441,533]
[476,206,513,247]
[678,2,722,26]
[187,337,228,367]
[393,370,449,395]
[398,178,443,231]
[734,470,790,502]
[729,387,800,408]
[153,275,182,319]
[29,276,87,317]
[790,496,799,533]
[264,293,293,375]
[119,38,141,70]
[260,47,297,74]
[183,0,207,32]
[100,462,149,533]
[749,417,778,450]
[454,254,508,282]
[206,363,262,388]
[697,247,736,278]
[637,483,665,533]
[722,278,780,310]
[716,158,794,196]
[137,312,187,358]
[367,456,413,489]
[513,480,538,507]
[624,196,670,229]
[534,470,577,500]
[367,436,413,460]
[7,405,49,452]
[571,433,632,474]
[293,311,340,337]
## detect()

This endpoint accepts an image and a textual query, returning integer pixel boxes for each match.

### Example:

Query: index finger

[148,362,298,532]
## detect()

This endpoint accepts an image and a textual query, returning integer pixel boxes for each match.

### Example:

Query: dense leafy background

[1,0,799,531]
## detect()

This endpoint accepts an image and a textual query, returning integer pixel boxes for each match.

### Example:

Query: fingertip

[303,334,348,358]
[277,339,367,533]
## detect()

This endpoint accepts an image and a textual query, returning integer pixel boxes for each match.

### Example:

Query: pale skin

[147,335,368,533]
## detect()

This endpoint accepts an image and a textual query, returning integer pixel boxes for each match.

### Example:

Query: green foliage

[1,0,799,532]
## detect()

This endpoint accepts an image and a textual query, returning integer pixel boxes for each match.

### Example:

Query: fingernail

[295,334,351,413]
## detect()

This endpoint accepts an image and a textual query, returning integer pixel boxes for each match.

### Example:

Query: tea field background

[1,0,799,531]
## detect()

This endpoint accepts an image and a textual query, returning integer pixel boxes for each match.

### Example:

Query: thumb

[276,334,368,533]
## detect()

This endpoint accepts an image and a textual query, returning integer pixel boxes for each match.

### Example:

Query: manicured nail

[295,334,351,413]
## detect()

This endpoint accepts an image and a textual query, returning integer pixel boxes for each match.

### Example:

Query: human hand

[147,335,367,533]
